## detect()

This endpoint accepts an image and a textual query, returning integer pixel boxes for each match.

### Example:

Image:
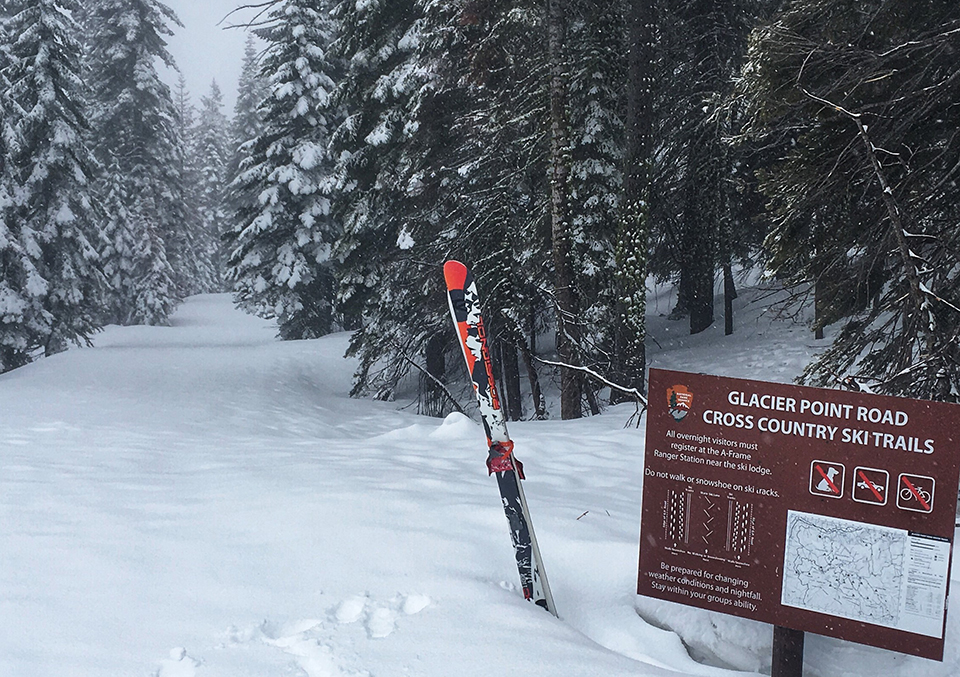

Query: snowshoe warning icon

[809,460,845,499]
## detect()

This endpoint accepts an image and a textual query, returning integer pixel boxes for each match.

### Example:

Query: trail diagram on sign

[781,511,904,627]
[663,489,754,563]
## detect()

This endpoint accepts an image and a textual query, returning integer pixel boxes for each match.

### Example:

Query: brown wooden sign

[638,368,960,661]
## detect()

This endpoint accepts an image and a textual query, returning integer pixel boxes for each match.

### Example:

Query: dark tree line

[737,0,960,400]
[224,0,956,412]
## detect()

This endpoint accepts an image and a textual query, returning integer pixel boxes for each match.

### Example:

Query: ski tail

[443,260,557,616]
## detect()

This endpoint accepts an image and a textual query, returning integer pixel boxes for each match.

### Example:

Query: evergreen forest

[2,0,959,417]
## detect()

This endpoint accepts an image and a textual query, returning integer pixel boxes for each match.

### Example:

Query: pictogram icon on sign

[897,473,935,513]
[809,460,845,499]
[852,466,889,505]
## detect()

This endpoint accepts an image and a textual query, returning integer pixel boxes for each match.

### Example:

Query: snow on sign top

[638,368,960,662]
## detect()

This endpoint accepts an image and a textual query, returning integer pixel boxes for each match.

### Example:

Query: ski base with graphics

[443,260,557,616]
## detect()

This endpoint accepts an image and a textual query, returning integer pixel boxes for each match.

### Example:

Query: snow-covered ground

[1,289,957,677]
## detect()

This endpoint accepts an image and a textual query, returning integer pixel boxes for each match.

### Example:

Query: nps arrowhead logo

[667,384,693,422]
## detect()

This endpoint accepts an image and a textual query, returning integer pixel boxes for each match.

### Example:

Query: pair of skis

[443,260,557,616]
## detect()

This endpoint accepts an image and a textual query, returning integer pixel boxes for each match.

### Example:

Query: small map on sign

[781,511,949,637]
[782,511,904,626]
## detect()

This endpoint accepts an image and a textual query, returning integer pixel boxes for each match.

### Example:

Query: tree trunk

[528,303,537,355]
[683,0,728,336]
[670,270,691,320]
[689,263,715,334]
[685,140,715,335]
[420,333,446,418]
[612,0,654,401]
[500,341,523,421]
[724,263,735,336]
[584,379,601,416]
[519,342,548,420]
[548,0,581,419]
[814,276,826,340]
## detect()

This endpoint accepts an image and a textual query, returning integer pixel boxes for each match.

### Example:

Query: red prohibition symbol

[810,460,845,499]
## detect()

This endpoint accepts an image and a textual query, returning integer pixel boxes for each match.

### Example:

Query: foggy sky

[160,0,257,111]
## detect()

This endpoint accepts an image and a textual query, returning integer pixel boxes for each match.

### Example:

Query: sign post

[638,368,960,661]
[771,626,803,677]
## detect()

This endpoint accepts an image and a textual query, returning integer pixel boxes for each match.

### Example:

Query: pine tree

[171,74,212,295]
[449,0,623,417]
[328,0,425,326]
[0,29,34,371]
[335,1,630,415]
[85,0,183,325]
[739,0,960,400]
[645,0,770,338]
[223,36,267,283]
[568,1,626,347]
[173,74,224,295]
[440,0,555,417]
[612,0,654,398]
[328,0,563,414]
[547,0,583,418]
[2,0,104,364]
[98,157,177,325]
[193,80,229,289]
[665,0,740,335]
[325,0,470,404]
[227,0,342,339]
[227,35,267,185]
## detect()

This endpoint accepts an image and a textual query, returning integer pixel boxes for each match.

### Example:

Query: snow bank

[0,291,957,677]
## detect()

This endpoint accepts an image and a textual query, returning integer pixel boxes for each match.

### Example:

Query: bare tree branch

[220,1,281,30]
[392,343,466,416]
[533,356,647,427]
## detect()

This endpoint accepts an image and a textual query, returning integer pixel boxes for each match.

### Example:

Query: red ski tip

[443,260,468,289]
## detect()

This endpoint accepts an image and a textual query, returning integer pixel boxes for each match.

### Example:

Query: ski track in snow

[1,292,959,677]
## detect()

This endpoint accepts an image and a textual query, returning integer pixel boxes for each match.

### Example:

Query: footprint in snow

[334,595,367,624]
[245,594,432,675]
[401,593,431,616]
[261,618,324,647]
[332,593,431,638]
[365,593,432,639]
[329,594,395,639]
[281,638,361,677]
[154,647,201,677]
[260,619,366,677]
[365,606,396,639]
